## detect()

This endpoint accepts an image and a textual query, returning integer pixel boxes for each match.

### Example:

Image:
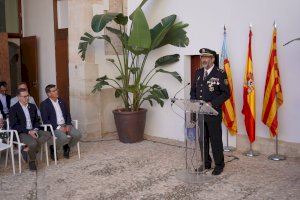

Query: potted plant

[78,0,189,143]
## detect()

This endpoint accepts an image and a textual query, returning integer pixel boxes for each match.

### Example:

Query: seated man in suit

[40,84,81,160]
[9,88,52,171]
[0,81,11,119]
[11,82,41,118]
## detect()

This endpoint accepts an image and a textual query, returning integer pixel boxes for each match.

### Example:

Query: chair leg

[77,142,81,159]
[18,145,22,173]
[5,148,9,167]
[10,146,15,175]
[45,142,49,166]
[40,146,43,161]
[53,138,57,165]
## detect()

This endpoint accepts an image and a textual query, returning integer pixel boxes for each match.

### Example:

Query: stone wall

[68,0,126,139]
[68,0,103,140]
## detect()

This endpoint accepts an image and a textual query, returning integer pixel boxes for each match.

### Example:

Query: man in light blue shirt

[9,88,51,171]
[10,82,41,118]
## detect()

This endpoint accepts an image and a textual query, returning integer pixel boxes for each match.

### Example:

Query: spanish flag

[242,29,256,143]
[220,28,237,135]
[262,27,283,137]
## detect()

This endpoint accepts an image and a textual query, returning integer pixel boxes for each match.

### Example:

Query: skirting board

[237,134,300,158]
[144,134,300,158]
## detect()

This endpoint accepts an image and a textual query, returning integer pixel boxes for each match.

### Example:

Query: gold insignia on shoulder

[217,68,225,73]
[224,79,228,85]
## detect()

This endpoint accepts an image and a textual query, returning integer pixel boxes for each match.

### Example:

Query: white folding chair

[0,130,16,174]
[72,120,81,159]
[6,119,49,173]
[40,124,57,165]
[40,119,81,165]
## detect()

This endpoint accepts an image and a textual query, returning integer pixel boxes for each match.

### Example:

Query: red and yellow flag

[242,29,256,143]
[262,27,283,137]
[220,28,237,135]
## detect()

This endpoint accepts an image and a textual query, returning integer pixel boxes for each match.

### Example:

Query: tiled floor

[0,135,299,200]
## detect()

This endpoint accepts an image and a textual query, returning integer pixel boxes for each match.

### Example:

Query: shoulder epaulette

[217,68,225,73]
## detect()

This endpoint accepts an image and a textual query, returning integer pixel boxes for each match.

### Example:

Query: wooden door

[20,36,39,103]
[191,55,201,84]
[55,28,69,109]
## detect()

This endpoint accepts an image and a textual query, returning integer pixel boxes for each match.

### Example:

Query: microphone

[171,83,191,104]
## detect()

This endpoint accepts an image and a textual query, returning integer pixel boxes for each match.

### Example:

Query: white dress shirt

[50,99,65,129]
[11,96,41,117]
[20,103,32,130]
[0,94,9,114]
[204,65,214,77]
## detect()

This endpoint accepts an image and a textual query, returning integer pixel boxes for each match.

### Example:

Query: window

[0,0,22,37]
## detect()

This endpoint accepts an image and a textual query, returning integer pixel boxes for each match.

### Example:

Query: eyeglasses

[19,95,29,98]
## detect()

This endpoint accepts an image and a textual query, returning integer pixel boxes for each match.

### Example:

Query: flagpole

[267,21,286,161]
[223,128,236,152]
[243,23,260,157]
[268,134,286,161]
[243,142,260,157]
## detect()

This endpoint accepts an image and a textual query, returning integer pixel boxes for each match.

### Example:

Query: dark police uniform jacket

[190,66,230,122]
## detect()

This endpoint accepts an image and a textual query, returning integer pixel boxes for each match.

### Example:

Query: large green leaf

[91,13,119,33]
[150,89,168,99]
[106,58,115,63]
[96,75,108,81]
[128,8,151,55]
[101,35,111,43]
[156,69,182,83]
[106,27,122,36]
[106,27,129,49]
[129,0,149,19]
[155,22,189,49]
[150,15,176,49]
[155,54,180,67]
[143,84,169,107]
[150,85,169,99]
[126,85,139,94]
[115,89,123,98]
[116,75,124,81]
[143,95,164,107]
[114,13,128,25]
[78,32,96,60]
[92,76,110,93]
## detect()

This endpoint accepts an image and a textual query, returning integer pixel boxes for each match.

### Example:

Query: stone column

[68,0,105,140]
[68,0,126,139]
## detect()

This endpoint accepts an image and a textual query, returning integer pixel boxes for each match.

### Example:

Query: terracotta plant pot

[113,108,147,143]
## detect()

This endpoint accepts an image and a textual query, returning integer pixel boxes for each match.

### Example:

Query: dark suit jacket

[9,102,40,134]
[0,94,11,118]
[40,98,72,129]
[190,66,230,121]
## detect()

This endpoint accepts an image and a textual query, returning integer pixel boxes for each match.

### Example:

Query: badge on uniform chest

[207,77,220,92]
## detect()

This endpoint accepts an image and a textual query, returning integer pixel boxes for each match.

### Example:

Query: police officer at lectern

[190,48,230,175]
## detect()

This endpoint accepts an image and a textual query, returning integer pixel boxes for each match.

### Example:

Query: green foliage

[78,0,189,111]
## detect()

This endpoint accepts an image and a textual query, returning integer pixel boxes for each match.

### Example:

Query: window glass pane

[5,0,19,33]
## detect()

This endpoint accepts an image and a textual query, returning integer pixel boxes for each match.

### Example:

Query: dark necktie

[203,70,208,80]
